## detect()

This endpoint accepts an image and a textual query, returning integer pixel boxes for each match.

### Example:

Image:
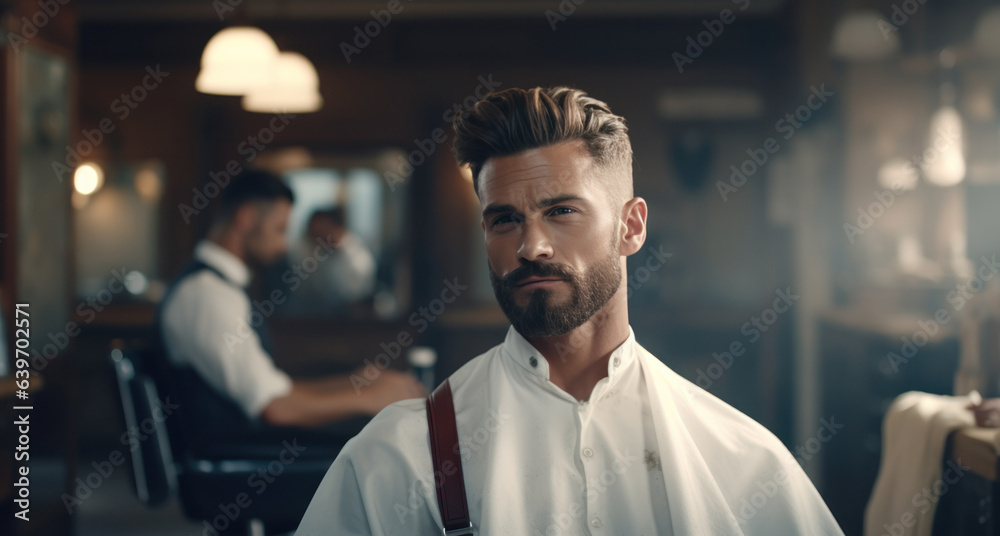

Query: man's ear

[619,196,647,257]
[232,203,259,233]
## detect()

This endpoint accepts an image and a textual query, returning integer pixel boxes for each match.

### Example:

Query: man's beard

[244,225,280,269]
[489,242,621,339]
[244,245,274,270]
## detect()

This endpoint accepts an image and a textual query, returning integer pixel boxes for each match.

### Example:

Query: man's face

[479,141,623,339]
[308,214,346,244]
[245,199,291,266]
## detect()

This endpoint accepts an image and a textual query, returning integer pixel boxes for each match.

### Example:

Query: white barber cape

[297,326,843,536]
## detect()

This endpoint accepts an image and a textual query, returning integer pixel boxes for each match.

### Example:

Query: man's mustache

[498,261,576,289]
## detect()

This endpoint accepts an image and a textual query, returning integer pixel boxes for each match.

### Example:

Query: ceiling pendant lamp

[196,26,279,95]
[242,51,323,113]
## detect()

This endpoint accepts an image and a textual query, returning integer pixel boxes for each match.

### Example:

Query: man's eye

[550,207,575,216]
[492,215,516,227]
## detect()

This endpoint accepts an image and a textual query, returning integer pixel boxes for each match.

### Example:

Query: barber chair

[109,346,343,535]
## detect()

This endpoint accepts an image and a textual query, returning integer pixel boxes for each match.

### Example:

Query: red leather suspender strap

[426,379,473,535]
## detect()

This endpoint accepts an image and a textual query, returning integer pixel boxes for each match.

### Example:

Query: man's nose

[517,219,554,262]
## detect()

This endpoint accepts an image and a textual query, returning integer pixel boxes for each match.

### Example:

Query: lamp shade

[830,9,900,60]
[242,52,323,113]
[196,26,279,95]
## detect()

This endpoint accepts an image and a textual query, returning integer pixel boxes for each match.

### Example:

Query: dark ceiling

[76,0,789,21]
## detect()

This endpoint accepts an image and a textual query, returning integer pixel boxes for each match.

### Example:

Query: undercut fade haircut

[214,168,295,224]
[452,86,633,198]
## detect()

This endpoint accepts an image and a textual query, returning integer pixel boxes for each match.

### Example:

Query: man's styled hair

[452,86,633,197]
[309,206,346,228]
[215,168,295,224]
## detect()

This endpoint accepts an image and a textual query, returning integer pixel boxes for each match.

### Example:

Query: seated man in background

[297,87,844,535]
[281,206,377,315]
[158,169,423,447]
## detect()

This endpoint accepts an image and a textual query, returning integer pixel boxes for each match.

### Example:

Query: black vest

[153,259,274,453]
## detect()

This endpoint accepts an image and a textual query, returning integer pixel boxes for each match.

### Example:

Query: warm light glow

[134,167,162,201]
[922,106,966,187]
[459,164,473,183]
[71,190,90,210]
[196,26,279,95]
[830,10,900,60]
[253,147,313,170]
[877,158,919,191]
[74,163,104,195]
[242,52,323,113]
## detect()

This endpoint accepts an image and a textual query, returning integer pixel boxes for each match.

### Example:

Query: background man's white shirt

[161,240,292,418]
